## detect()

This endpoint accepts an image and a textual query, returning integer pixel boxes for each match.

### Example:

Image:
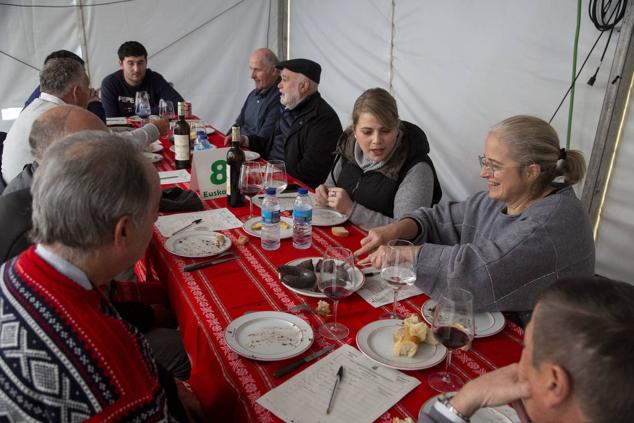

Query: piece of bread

[236,235,249,245]
[393,314,435,357]
[331,226,349,237]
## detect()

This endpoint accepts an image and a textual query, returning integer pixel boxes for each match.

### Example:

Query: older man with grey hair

[0,132,200,421]
[1,58,168,184]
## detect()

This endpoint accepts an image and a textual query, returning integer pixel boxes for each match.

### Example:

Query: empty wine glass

[135,91,151,124]
[428,288,475,392]
[264,160,287,194]
[380,239,416,319]
[158,99,175,120]
[317,246,356,340]
[239,162,263,218]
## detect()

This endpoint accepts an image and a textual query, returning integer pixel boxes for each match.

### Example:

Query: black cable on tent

[549,0,628,124]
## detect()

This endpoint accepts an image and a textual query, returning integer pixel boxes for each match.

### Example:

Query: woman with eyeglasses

[357,115,594,318]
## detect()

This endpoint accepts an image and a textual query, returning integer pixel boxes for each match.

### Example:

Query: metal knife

[183,255,238,272]
[273,344,336,378]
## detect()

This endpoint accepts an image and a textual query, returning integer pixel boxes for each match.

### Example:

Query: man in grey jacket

[419,277,634,423]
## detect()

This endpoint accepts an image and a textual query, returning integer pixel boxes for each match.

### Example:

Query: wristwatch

[438,394,471,423]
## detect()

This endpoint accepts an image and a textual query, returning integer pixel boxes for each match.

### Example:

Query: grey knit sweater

[404,185,595,312]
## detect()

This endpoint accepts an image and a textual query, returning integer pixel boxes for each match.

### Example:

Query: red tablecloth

[144,131,524,422]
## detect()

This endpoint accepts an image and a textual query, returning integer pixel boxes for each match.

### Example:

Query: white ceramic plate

[418,392,520,423]
[312,206,348,226]
[147,141,163,153]
[224,311,314,361]
[279,257,365,298]
[245,150,260,161]
[252,193,298,211]
[143,152,163,163]
[205,126,215,135]
[164,231,231,258]
[356,320,447,371]
[243,216,293,239]
[421,299,506,338]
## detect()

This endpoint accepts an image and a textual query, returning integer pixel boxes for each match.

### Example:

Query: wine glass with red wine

[428,288,474,392]
[239,162,263,218]
[317,246,356,340]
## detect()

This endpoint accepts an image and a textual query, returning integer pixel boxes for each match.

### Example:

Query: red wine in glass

[433,326,470,349]
[322,286,353,300]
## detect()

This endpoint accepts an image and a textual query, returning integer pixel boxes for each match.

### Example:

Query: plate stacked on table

[421,299,506,338]
[356,320,447,371]
[143,152,163,163]
[418,393,520,423]
[278,257,365,298]
[224,311,314,361]
[147,141,163,153]
[312,206,348,226]
[164,230,231,258]
[243,216,293,239]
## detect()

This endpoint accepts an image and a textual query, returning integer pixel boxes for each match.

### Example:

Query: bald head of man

[28,104,107,163]
[249,48,279,91]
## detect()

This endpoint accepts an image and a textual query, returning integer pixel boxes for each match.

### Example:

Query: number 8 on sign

[210,160,227,185]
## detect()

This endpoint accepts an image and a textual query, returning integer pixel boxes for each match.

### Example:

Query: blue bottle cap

[298,187,308,194]
[266,187,276,195]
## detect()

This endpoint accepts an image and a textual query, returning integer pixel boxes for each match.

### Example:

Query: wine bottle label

[226,164,231,195]
[174,134,190,160]
[262,209,280,224]
[293,209,312,224]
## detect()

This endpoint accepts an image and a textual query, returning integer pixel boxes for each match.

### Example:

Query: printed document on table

[155,208,243,237]
[356,271,424,307]
[158,169,191,185]
[257,344,420,423]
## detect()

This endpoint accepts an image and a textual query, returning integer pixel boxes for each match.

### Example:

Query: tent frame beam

[582,2,634,233]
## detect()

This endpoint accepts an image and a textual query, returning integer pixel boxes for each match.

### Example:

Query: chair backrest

[0,131,7,193]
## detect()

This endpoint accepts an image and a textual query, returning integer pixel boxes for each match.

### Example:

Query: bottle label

[226,164,231,195]
[262,209,280,224]
[293,209,312,224]
[174,134,190,161]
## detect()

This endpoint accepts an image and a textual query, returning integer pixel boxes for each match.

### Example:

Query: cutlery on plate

[183,255,238,272]
[273,344,336,378]
[171,218,202,236]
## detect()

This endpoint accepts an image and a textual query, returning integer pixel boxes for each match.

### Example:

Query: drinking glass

[135,91,151,124]
[316,246,356,340]
[380,239,416,319]
[428,288,475,392]
[158,99,175,120]
[239,162,263,218]
[264,160,287,194]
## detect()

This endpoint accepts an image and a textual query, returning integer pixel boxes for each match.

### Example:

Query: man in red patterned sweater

[0,132,199,421]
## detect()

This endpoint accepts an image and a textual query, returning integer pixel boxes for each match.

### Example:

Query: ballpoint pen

[326,366,343,414]
[171,218,202,236]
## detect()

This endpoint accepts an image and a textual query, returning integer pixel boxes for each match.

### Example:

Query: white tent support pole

[75,0,90,79]
[388,0,395,94]
[278,0,289,59]
[582,2,634,239]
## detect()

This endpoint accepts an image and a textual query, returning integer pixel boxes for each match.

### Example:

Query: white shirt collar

[39,92,66,105]
[35,245,92,290]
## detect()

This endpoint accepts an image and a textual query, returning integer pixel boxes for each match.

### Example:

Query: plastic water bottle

[293,187,312,249]
[194,130,212,150]
[261,187,281,251]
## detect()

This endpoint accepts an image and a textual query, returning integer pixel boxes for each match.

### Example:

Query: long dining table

[140,126,525,422]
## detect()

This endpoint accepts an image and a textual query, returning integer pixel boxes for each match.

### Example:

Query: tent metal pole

[582,2,634,239]
[278,0,289,60]
[75,0,91,79]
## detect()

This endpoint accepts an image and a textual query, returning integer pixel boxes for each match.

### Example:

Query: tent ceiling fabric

[290,0,619,201]
[0,0,277,133]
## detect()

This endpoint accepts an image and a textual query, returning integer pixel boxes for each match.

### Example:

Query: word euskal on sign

[190,147,230,199]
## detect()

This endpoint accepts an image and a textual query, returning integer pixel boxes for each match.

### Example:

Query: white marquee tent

[1,0,632,282]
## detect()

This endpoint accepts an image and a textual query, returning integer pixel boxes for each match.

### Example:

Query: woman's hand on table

[449,364,531,418]
[322,187,353,215]
[355,218,420,259]
[360,244,421,268]
[314,184,330,207]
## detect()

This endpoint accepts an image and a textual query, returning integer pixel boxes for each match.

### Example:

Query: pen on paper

[160,175,179,180]
[171,218,202,236]
[326,365,343,414]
